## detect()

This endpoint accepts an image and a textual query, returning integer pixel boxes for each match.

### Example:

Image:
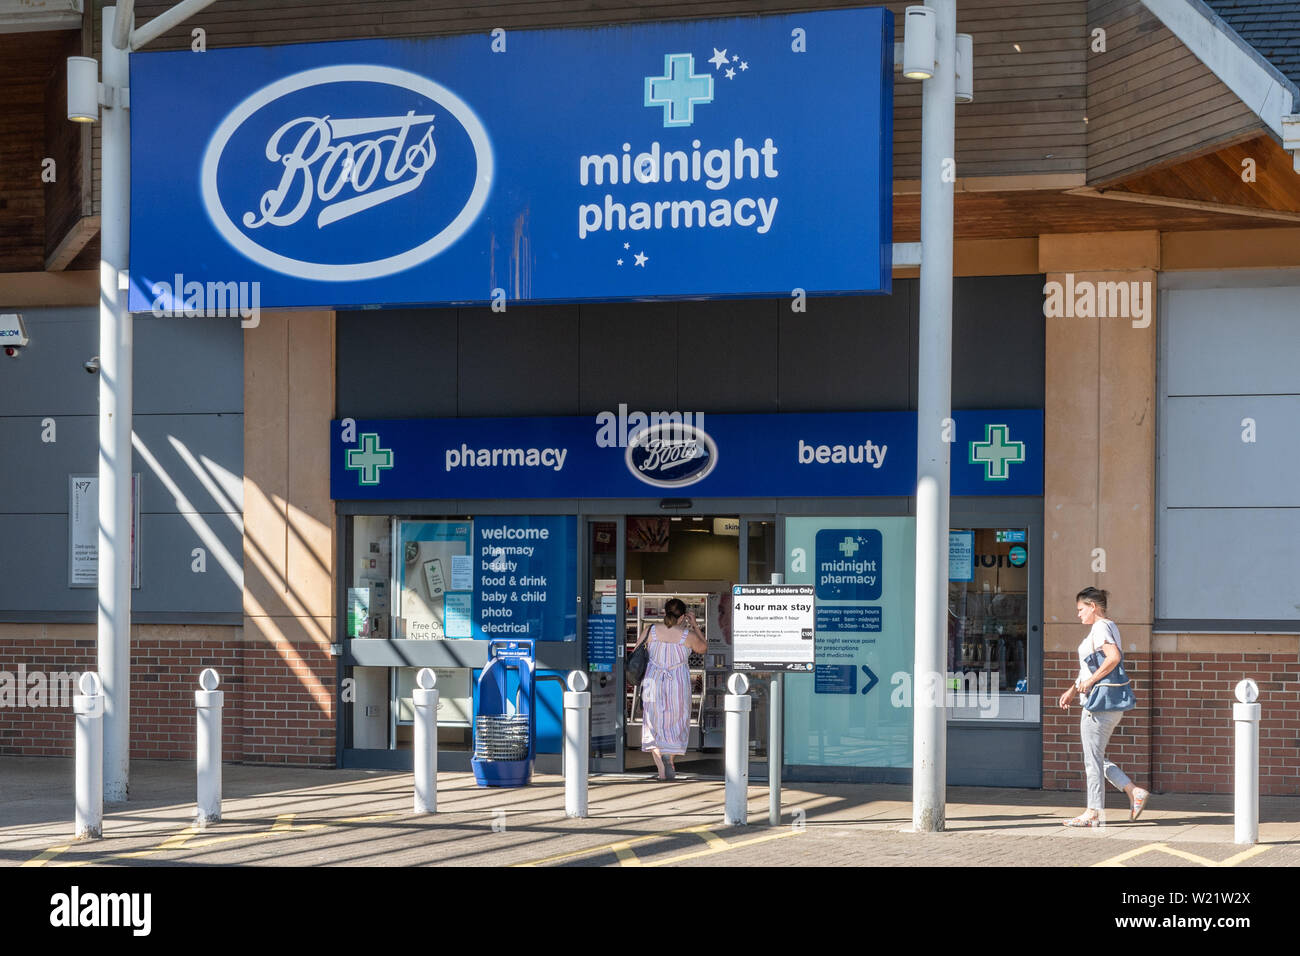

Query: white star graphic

[623,242,630,249]
[708,48,729,70]
[732,54,739,62]
[634,252,648,267]
[617,258,624,266]
[725,67,736,80]
[740,61,749,71]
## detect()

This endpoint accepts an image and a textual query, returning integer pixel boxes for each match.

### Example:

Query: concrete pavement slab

[2,758,1298,868]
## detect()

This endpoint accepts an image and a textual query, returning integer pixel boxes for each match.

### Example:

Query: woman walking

[635,598,706,781]
[1058,587,1150,826]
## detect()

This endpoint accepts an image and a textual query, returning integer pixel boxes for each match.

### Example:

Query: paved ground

[1,757,1297,869]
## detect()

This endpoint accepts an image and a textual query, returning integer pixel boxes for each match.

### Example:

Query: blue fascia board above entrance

[331,409,1043,500]
[127,7,893,312]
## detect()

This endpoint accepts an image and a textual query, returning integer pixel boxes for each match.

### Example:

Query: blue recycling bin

[471,640,536,787]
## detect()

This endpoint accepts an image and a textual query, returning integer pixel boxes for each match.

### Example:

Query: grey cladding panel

[336,309,459,418]
[335,277,1046,419]
[1158,509,1300,621]
[952,276,1046,409]
[1163,397,1300,508]
[457,306,580,416]
[1164,288,1300,396]
[578,302,679,415]
[676,300,779,413]
[0,415,244,515]
[0,512,241,615]
[777,290,912,412]
[0,309,242,417]
[133,316,244,414]
[0,308,100,417]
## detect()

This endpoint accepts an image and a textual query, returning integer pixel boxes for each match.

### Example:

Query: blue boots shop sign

[128,8,893,312]
[331,410,1043,500]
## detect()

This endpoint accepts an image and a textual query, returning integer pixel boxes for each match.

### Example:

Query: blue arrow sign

[861,664,879,696]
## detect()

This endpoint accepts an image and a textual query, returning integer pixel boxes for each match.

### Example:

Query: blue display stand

[471,640,536,787]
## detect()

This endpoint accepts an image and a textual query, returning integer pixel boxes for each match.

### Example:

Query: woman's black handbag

[625,641,649,686]
[1082,622,1136,712]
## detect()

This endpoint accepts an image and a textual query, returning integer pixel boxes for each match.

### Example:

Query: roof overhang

[1142,0,1300,171]
[0,0,82,34]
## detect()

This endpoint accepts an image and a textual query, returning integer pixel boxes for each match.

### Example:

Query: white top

[1077,618,1120,686]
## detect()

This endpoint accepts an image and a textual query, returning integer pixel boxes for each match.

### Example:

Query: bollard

[769,571,784,826]
[73,672,103,840]
[564,670,591,818]
[413,668,439,814]
[725,672,752,826]
[195,668,224,827]
[1233,678,1260,845]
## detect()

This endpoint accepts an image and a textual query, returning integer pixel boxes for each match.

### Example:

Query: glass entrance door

[585,516,624,772]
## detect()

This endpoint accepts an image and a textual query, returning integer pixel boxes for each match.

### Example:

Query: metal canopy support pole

[912,0,957,833]
[99,4,133,803]
[769,571,784,826]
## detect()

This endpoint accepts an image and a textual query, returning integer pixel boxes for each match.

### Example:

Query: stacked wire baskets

[474,714,530,762]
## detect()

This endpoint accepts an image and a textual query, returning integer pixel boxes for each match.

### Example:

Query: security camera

[1,313,28,357]
[84,356,100,374]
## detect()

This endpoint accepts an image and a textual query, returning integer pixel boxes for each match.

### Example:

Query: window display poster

[590,671,621,756]
[586,613,618,672]
[399,521,472,639]
[69,474,142,588]
[347,588,371,637]
[949,531,974,582]
[473,516,577,642]
[783,516,915,768]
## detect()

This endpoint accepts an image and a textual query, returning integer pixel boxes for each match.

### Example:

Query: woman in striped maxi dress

[637,598,706,780]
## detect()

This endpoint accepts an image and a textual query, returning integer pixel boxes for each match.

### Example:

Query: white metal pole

[74,673,104,839]
[195,668,224,826]
[564,671,591,818]
[99,4,134,804]
[769,571,784,826]
[724,673,752,826]
[912,0,957,834]
[1233,697,1260,845]
[413,668,439,813]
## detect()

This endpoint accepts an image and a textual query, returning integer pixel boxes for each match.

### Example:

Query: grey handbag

[1082,622,1136,712]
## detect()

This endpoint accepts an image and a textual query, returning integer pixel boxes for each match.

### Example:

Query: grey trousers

[1080,709,1133,811]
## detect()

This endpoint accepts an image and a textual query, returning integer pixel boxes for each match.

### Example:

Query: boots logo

[625,423,718,488]
[200,65,494,281]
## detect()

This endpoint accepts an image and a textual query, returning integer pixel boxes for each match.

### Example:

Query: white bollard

[564,670,591,818]
[769,571,784,826]
[73,672,103,840]
[725,672,752,826]
[195,668,224,827]
[1233,678,1260,845]
[413,668,439,814]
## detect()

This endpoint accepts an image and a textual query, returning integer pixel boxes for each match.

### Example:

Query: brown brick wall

[0,637,334,765]
[1043,651,1300,796]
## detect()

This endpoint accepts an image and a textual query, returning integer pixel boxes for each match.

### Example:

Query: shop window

[947,528,1031,718]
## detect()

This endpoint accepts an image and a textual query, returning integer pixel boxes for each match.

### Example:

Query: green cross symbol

[969,424,1025,481]
[838,537,860,557]
[644,54,714,128]
[346,433,394,486]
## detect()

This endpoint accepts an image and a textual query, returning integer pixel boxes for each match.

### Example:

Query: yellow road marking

[645,828,799,866]
[511,823,715,867]
[696,830,731,851]
[20,845,70,868]
[1219,844,1271,867]
[612,842,642,866]
[22,810,396,867]
[1093,841,1273,868]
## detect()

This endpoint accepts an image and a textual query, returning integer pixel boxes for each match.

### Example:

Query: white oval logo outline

[624,424,720,489]
[200,64,494,282]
